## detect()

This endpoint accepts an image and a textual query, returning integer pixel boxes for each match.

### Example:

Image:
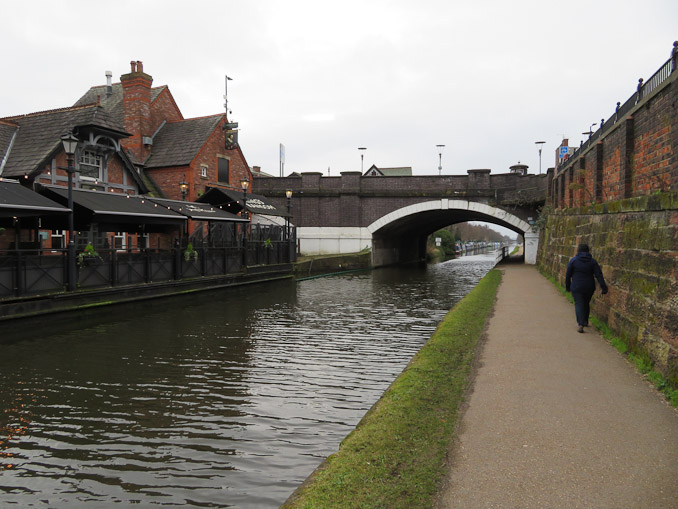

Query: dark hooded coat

[565,251,608,294]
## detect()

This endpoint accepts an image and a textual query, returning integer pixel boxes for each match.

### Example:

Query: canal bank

[0,252,373,323]
[0,264,294,322]
[285,264,678,508]
[283,267,503,507]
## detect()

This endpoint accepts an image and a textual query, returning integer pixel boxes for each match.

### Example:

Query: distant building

[364,165,412,177]
[509,163,528,175]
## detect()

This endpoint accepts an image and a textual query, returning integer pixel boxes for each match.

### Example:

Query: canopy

[39,185,186,232]
[146,197,248,222]
[196,187,289,217]
[0,179,70,218]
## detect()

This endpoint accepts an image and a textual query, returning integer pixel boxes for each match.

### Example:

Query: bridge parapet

[256,170,547,206]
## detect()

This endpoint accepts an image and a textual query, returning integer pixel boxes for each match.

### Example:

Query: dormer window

[79,150,103,180]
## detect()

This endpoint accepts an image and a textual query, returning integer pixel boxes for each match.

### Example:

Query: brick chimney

[120,60,152,162]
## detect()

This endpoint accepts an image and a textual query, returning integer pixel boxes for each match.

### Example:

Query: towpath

[436,264,678,508]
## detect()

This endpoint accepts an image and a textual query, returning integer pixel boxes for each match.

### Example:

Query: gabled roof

[365,166,412,176]
[74,83,169,126]
[144,115,224,169]
[0,104,127,178]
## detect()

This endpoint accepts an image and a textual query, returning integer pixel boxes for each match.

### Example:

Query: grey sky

[2,0,676,180]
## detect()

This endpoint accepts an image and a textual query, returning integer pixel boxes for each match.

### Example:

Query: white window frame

[201,165,208,178]
[51,230,65,250]
[114,232,127,250]
[79,150,104,181]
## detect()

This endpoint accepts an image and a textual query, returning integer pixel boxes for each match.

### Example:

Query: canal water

[0,252,498,507]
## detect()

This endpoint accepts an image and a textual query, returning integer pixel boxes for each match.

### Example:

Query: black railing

[557,43,676,175]
[0,225,297,299]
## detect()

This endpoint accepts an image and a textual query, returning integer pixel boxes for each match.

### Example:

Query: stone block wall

[537,191,678,382]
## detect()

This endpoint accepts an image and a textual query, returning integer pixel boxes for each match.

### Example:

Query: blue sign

[559,146,569,157]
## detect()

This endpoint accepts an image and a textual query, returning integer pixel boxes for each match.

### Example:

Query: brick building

[73,61,252,202]
[0,60,254,249]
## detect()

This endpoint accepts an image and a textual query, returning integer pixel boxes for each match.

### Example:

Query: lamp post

[60,131,78,292]
[240,177,249,268]
[179,175,189,201]
[535,141,545,174]
[285,189,293,261]
[358,147,366,173]
[436,144,445,175]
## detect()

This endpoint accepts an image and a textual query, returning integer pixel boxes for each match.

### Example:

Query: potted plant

[77,243,102,267]
[184,242,198,262]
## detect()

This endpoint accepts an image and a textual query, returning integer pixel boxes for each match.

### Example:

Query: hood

[576,251,593,262]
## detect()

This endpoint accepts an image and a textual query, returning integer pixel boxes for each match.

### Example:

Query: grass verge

[283,269,503,508]
[538,268,678,407]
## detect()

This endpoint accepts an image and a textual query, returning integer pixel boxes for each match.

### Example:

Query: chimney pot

[137,61,143,73]
[130,61,137,73]
[105,71,113,97]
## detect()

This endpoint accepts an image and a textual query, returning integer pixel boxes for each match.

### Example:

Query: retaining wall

[537,191,678,381]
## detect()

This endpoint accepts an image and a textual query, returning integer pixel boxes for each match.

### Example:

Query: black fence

[0,225,297,299]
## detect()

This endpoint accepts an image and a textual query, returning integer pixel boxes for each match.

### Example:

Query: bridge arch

[367,199,533,235]
[366,199,538,267]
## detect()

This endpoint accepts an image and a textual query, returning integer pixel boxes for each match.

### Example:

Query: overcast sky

[3,0,676,180]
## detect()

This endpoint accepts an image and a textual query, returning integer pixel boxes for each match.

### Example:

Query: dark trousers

[572,289,594,326]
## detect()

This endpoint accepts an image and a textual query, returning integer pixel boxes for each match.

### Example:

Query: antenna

[224,75,233,117]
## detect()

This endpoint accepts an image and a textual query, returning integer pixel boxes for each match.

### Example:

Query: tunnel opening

[367,200,535,267]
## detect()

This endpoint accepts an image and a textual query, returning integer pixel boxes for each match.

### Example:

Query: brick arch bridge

[254,169,548,266]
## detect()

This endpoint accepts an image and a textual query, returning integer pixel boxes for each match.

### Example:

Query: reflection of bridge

[255,169,548,266]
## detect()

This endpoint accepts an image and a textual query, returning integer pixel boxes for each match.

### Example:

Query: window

[114,232,127,250]
[79,150,103,180]
[51,230,65,249]
[201,165,208,178]
[218,158,230,184]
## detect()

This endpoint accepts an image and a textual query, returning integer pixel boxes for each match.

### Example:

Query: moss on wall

[537,191,678,381]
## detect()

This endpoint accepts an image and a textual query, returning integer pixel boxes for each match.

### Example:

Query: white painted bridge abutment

[253,171,547,267]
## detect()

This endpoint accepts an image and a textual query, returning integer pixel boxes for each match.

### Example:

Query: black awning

[196,187,289,217]
[0,179,70,218]
[146,197,248,222]
[39,185,186,231]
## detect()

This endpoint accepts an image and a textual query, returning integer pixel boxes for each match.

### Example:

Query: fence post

[636,78,643,103]
[15,250,24,296]
[110,249,118,286]
[144,248,151,283]
[173,239,182,280]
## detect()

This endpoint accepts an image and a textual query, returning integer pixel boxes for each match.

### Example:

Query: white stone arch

[367,199,533,234]
[367,199,538,264]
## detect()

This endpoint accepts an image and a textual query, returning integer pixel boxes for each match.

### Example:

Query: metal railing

[0,225,297,299]
[557,43,677,175]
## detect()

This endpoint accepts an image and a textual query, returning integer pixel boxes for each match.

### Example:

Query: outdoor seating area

[0,179,296,299]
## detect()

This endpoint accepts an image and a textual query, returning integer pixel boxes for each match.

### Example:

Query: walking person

[565,244,608,333]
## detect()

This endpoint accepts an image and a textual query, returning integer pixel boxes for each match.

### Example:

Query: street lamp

[535,141,545,174]
[436,144,445,175]
[60,131,78,292]
[358,147,366,173]
[285,189,293,261]
[179,175,189,201]
[240,177,249,268]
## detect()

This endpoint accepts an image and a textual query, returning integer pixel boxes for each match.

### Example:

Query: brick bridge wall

[539,60,677,382]
[255,169,547,228]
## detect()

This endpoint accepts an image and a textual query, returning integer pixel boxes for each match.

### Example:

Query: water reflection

[0,253,497,507]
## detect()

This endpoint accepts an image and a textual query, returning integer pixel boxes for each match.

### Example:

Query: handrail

[557,42,676,175]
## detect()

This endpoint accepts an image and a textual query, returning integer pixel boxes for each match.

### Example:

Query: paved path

[436,264,678,508]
